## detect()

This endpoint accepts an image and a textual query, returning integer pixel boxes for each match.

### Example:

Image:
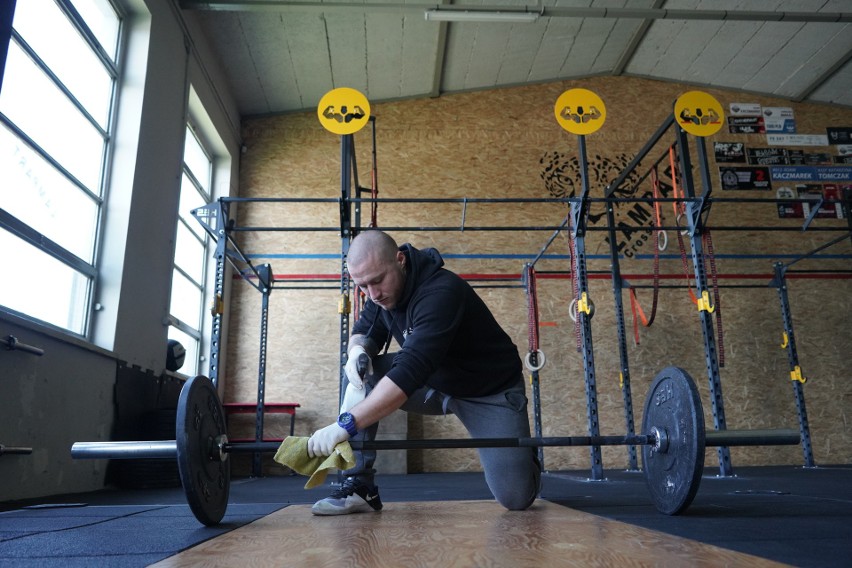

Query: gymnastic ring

[524,350,546,372]
[569,298,577,322]
[657,230,668,252]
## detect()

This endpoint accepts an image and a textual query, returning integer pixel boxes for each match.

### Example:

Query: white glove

[344,345,373,389]
[340,382,367,413]
[307,422,350,458]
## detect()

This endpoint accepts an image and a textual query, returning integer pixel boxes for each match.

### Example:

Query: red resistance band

[629,166,662,345]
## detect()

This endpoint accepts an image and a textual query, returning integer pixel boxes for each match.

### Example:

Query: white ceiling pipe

[181,1,852,24]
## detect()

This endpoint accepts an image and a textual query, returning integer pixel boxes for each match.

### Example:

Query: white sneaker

[311,477,383,516]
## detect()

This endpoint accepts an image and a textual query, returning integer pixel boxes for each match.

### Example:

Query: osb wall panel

[226,76,852,476]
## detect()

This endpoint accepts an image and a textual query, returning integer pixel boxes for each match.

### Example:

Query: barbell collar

[650,427,668,453]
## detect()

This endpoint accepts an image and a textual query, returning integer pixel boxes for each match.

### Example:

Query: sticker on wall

[728,116,765,134]
[675,91,724,136]
[317,87,371,135]
[770,166,852,183]
[762,107,796,134]
[826,127,852,145]
[776,186,801,219]
[767,133,829,146]
[554,88,607,135]
[728,102,761,117]
[714,142,746,163]
[747,148,789,166]
[719,166,771,190]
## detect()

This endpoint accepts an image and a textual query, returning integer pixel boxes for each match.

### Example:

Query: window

[0,0,120,335]
[168,123,212,376]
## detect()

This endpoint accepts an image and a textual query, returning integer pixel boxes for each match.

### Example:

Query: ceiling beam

[612,0,664,76]
[429,21,448,98]
[180,2,852,24]
[793,45,852,103]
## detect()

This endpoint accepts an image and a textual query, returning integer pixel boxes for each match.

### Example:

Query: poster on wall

[804,153,833,165]
[776,185,848,219]
[800,184,846,219]
[827,127,852,145]
[747,148,788,165]
[728,116,765,134]
[776,186,801,218]
[714,142,746,162]
[719,166,771,190]
[762,107,796,133]
[729,102,762,116]
[767,133,829,146]
[771,165,852,183]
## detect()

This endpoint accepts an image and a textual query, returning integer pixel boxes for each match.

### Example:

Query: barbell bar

[70,367,801,526]
[71,429,799,460]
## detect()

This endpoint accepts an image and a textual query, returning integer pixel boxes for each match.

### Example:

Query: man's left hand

[307,423,350,458]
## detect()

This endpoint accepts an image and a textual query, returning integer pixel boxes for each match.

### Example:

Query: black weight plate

[176,375,230,526]
[642,366,705,515]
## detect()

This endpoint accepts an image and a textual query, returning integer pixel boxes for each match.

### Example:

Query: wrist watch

[337,412,358,437]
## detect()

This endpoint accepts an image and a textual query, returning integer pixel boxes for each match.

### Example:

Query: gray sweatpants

[344,354,541,510]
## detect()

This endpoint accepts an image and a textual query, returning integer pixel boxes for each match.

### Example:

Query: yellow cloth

[273,436,356,489]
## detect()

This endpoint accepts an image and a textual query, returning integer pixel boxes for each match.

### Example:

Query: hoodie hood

[394,244,444,314]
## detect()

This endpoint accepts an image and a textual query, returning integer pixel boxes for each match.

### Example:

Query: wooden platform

[151,500,789,567]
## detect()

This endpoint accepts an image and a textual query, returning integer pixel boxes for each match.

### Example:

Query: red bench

[222,402,300,441]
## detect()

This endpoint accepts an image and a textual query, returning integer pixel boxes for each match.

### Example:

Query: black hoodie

[352,244,522,398]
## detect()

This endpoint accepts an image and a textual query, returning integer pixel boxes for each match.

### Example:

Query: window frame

[168,119,214,376]
[0,0,123,338]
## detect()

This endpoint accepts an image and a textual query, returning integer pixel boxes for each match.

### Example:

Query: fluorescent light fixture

[424,9,540,23]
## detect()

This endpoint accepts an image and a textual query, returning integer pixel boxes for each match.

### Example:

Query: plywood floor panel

[151,500,789,567]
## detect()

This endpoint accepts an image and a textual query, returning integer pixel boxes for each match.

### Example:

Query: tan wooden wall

[225,76,852,474]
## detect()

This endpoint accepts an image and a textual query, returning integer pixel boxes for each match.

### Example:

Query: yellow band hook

[577,292,592,315]
[696,290,715,313]
[338,294,351,315]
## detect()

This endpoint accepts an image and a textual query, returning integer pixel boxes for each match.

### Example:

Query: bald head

[348,230,400,269]
[347,231,406,310]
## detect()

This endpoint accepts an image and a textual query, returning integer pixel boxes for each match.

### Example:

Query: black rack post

[603,195,639,471]
[771,263,816,467]
[252,263,273,477]
[339,134,355,410]
[572,134,604,480]
[192,199,231,388]
[678,131,733,477]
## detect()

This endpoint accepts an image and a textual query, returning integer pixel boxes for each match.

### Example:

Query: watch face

[338,412,357,435]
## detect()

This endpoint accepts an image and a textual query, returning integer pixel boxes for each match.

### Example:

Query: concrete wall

[0,0,240,502]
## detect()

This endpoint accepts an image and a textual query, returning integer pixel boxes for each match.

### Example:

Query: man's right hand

[344,345,372,389]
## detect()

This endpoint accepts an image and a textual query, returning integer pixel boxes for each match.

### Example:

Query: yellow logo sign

[554,89,606,135]
[675,91,724,137]
[317,88,371,135]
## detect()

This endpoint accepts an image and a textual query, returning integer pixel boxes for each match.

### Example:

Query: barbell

[71,366,800,526]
